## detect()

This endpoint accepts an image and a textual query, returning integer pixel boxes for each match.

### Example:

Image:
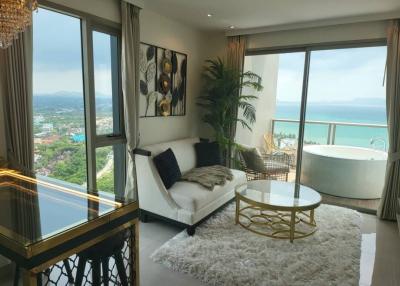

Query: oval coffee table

[235,180,321,242]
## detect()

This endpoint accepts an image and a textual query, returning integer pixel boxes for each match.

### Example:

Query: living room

[0,0,399,285]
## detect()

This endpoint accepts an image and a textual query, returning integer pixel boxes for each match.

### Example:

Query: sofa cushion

[239,147,266,172]
[194,141,222,167]
[153,148,181,189]
[144,138,200,173]
[169,169,246,212]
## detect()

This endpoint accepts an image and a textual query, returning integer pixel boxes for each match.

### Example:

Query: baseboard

[323,201,377,215]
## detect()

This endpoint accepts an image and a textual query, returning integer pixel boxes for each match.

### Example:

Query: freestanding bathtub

[301,145,387,199]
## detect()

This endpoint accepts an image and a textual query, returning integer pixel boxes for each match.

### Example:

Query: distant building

[34,138,43,145]
[68,127,85,136]
[34,153,41,163]
[71,134,86,143]
[34,132,48,138]
[33,115,44,125]
[42,123,54,132]
[280,138,297,149]
[40,135,61,144]
[36,167,51,176]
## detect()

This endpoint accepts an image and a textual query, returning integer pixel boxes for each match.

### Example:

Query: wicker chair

[263,133,297,167]
[238,148,290,182]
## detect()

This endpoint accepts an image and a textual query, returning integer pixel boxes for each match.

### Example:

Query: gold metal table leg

[290,210,296,243]
[235,195,319,241]
[310,209,315,224]
[235,196,240,225]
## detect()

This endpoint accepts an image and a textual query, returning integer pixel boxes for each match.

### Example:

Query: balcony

[239,48,388,213]
[268,118,388,212]
[271,118,388,151]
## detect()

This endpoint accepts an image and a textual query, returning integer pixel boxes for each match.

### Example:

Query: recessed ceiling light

[207,13,213,18]
[229,25,235,29]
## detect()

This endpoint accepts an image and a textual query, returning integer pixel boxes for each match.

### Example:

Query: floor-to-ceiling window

[92,30,125,194]
[33,7,126,195]
[301,45,387,211]
[33,9,87,185]
[236,51,306,181]
[241,42,387,212]
[305,46,387,147]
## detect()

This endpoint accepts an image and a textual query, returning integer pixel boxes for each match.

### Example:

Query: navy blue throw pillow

[194,141,222,167]
[153,148,181,189]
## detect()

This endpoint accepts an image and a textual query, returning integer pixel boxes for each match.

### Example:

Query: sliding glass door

[301,46,387,211]
[237,51,306,182]
[305,46,387,147]
[241,42,387,211]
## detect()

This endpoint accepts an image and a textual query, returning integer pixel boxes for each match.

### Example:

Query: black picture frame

[139,42,187,118]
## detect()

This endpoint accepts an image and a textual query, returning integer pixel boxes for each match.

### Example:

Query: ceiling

[145,0,400,34]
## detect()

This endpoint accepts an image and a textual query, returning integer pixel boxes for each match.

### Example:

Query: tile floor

[2,211,400,286]
[320,193,380,213]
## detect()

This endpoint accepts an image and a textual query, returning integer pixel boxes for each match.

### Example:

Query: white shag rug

[151,203,362,286]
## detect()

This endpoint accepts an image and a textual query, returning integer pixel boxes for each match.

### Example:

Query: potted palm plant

[197,57,263,166]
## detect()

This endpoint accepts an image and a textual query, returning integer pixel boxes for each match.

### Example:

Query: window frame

[244,40,387,191]
[36,1,126,197]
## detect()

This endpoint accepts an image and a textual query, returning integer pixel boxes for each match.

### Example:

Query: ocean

[273,102,388,149]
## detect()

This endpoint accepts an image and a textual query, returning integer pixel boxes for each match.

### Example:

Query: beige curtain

[226,35,246,167]
[1,28,34,172]
[121,1,141,200]
[1,29,41,241]
[227,36,246,73]
[378,20,400,220]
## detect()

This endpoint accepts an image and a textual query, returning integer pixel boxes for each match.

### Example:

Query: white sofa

[135,137,247,235]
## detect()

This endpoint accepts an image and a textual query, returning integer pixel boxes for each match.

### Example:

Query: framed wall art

[139,42,187,118]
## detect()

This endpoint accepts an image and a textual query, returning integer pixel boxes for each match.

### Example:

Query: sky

[33,8,113,96]
[274,46,387,103]
[33,7,387,105]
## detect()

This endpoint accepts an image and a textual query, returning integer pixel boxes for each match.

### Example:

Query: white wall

[139,9,226,146]
[247,20,388,50]
[235,54,279,149]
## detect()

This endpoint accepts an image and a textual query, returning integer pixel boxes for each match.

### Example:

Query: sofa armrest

[135,153,180,213]
[132,148,151,157]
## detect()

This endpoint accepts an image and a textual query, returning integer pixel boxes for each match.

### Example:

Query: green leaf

[197,56,262,157]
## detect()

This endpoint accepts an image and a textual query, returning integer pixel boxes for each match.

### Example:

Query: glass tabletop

[235,180,321,209]
[0,168,136,247]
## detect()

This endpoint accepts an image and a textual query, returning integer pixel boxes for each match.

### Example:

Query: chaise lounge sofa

[135,137,247,235]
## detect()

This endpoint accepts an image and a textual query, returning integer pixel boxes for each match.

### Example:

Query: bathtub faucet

[370,137,387,151]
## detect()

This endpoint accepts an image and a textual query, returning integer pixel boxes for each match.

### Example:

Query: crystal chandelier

[0,0,38,49]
